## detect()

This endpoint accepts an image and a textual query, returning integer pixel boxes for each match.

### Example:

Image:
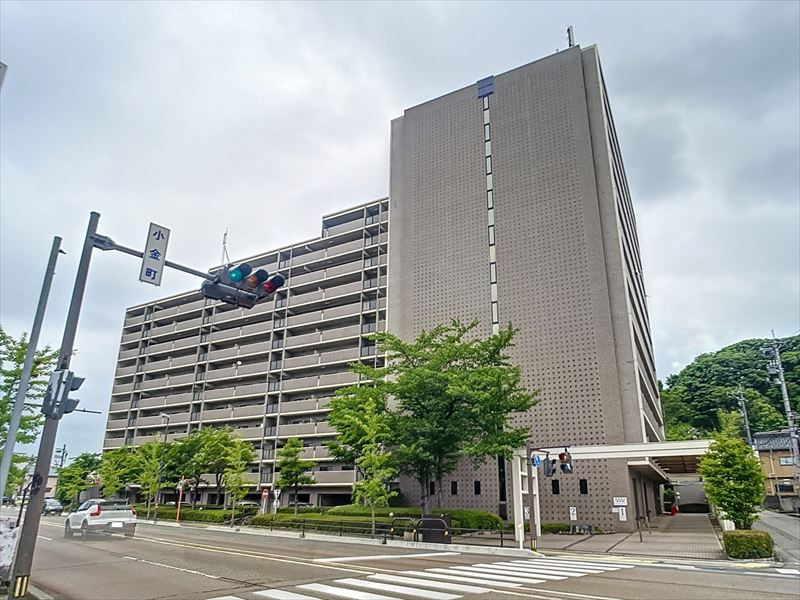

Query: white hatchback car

[64,499,137,539]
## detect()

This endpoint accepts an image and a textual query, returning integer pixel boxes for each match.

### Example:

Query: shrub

[541,522,572,534]
[723,530,773,559]
[324,504,503,530]
[276,506,327,515]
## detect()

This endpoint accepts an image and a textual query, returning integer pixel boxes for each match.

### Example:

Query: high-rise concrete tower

[388,45,662,531]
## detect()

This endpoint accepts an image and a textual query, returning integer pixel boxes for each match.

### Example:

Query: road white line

[299,583,393,599]
[207,597,244,600]
[37,536,53,541]
[335,577,461,599]
[495,562,606,575]
[253,591,319,600]
[315,551,461,563]
[520,561,619,572]
[122,555,219,579]
[429,566,546,584]
[400,569,522,589]
[369,574,489,594]
[776,568,800,575]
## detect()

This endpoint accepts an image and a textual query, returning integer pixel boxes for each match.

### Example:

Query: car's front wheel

[64,521,73,538]
[80,521,89,540]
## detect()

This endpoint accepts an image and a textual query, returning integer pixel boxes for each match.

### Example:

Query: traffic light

[41,370,66,417]
[201,263,286,309]
[54,371,84,418]
[558,449,574,474]
[543,456,557,478]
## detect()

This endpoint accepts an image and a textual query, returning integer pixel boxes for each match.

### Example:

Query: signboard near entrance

[613,496,628,507]
[618,506,628,521]
[569,506,577,521]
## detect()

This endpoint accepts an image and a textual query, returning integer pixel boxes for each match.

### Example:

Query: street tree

[222,437,256,522]
[132,438,165,518]
[0,327,59,445]
[326,376,390,477]
[699,412,764,529]
[275,437,315,517]
[98,447,138,499]
[368,320,536,512]
[167,431,211,508]
[349,397,396,535]
[55,452,100,508]
[194,426,243,504]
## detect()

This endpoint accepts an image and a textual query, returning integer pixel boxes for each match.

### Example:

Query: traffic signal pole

[0,237,63,517]
[11,214,99,598]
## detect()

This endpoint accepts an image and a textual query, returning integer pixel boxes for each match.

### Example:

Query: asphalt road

[755,510,800,568]
[21,516,800,600]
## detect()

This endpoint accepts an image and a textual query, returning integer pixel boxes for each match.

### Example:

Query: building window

[363,299,377,311]
[488,225,495,245]
[487,190,493,209]
[486,174,493,190]
[485,140,491,156]
[779,457,795,466]
[451,481,458,495]
[429,481,436,496]
[551,480,560,495]
[579,479,588,495]
[489,263,497,284]
[474,480,481,495]
[491,301,499,324]
[483,95,489,110]
[484,123,491,141]
[485,156,492,175]
[777,483,795,494]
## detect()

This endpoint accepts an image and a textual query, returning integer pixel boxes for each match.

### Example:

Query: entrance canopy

[532,440,712,482]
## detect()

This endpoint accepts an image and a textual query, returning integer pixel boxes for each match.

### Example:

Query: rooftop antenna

[221,228,230,266]
[567,26,575,48]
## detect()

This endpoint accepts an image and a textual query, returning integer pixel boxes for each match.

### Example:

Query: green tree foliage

[132,438,165,518]
[1,453,33,496]
[55,452,100,507]
[166,427,256,507]
[0,327,59,446]
[222,437,256,522]
[367,321,536,512]
[699,413,764,529]
[347,397,397,535]
[98,447,139,498]
[275,437,315,517]
[663,335,798,439]
[326,379,389,477]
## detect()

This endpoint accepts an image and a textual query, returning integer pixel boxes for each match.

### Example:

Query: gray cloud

[1,1,797,457]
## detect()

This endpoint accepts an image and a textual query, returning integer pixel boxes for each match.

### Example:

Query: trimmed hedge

[325,505,503,530]
[723,530,773,559]
[134,504,257,523]
[250,513,395,536]
[541,522,572,534]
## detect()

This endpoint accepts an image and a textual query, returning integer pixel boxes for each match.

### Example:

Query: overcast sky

[1,1,798,459]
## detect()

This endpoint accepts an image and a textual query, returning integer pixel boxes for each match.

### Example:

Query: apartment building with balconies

[104,199,388,506]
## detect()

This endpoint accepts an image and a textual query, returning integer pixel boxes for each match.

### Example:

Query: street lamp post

[153,414,169,522]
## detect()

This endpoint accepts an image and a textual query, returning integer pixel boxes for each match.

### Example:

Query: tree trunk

[371,504,376,536]
[293,484,299,518]
[436,475,443,509]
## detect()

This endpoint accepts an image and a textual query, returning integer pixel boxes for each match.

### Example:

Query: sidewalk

[536,514,725,560]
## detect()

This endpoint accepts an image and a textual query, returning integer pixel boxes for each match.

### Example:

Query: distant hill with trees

[662,334,799,440]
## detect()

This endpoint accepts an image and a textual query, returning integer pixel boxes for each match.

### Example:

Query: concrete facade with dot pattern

[388,45,662,532]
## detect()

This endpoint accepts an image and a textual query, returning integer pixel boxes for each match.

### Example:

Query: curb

[25,583,55,600]
[142,521,544,558]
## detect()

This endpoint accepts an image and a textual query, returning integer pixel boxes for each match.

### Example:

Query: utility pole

[53,445,68,471]
[730,384,753,447]
[11,214,99,598]
[524,441,538,551]
[0,237,63,517]
[763,332,800,499]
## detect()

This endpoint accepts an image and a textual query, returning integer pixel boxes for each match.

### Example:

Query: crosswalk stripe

[335,578,461,599]
[368,574,490,594]
[207,597,244,600]
[403,570,522,588]
[469,564,569,580]
[298,583,394,600]
[253,591,319,600]
[434,566,546,584]
[776,568,800,575]
[523,559,634,569]
[494,562,607,575]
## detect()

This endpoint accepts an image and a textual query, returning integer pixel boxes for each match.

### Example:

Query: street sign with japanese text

[139,223,170,286]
